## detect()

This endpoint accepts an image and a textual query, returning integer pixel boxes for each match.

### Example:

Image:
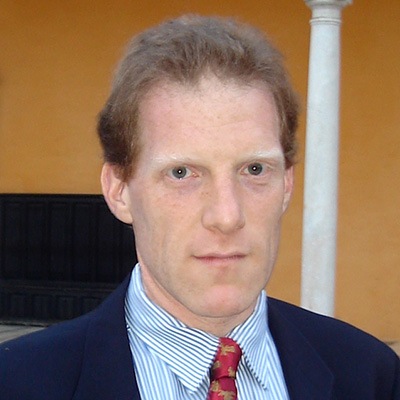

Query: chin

[197,289,256,319]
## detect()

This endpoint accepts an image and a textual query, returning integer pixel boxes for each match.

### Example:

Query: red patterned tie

[208,337,242,400]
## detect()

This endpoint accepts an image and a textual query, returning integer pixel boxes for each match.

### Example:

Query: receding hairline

[138,70,278,107]
[97,14,299,181]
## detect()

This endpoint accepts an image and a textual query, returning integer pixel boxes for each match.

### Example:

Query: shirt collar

[230,290,270,390]
[125,264,270,392]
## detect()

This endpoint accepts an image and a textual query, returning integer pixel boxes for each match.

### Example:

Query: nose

[201,177,245,234]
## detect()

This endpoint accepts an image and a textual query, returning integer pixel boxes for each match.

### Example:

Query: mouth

[193,253,246,265]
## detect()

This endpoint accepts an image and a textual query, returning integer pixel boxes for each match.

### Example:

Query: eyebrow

[150,149,285,171]
[245,149,285,161]
[151,154,196,166]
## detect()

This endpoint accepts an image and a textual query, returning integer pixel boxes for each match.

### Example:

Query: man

[0,15,399,400]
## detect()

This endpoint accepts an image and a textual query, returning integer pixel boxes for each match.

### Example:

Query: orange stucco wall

[0,1,399,341]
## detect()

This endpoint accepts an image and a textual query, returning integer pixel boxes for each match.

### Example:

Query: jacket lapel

[73,274,142,400]
[268,298,335,400]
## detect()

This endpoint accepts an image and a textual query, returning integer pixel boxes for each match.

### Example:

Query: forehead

[138,73,278,126]
[135,75,282,162]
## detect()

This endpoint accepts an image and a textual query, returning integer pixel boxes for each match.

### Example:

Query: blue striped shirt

[125,264,289,399]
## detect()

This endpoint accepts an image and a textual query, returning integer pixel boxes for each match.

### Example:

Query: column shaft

[301,0,351,316]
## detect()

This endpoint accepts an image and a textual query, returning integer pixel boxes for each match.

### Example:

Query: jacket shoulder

[268,297,400,398]
[268,298,396,357]
[0,313,92,400]
[268,297,394,355]
[0,276,132,400]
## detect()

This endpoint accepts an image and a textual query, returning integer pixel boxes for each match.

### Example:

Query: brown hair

[98,14,299,180]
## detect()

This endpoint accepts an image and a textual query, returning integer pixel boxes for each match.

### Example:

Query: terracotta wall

[0,1,399,341]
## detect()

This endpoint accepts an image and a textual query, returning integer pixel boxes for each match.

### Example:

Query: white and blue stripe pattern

[125,264,289,399]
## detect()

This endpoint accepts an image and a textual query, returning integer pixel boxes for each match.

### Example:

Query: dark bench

[0,194,136,325]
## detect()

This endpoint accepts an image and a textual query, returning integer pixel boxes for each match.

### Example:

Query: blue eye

[170,166,190,179]
[247,163,264,176]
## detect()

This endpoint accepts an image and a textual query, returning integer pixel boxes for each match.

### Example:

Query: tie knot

[211,337,242,381]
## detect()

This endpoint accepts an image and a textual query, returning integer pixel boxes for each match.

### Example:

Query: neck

[143,280,257,337]
[138,262,259,336]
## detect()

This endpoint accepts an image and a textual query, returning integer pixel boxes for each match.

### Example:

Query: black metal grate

[0,194,137,324]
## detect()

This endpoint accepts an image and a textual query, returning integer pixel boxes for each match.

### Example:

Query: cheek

[249,197,284,256]
[249,189,285,225]
[130,197,161,257]
[131,196,189,261]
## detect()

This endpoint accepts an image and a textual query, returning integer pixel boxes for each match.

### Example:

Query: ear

[101,163,133,224]
[282,166,294,213]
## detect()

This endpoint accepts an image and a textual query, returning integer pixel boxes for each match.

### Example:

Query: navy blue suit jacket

[1,275,399,399]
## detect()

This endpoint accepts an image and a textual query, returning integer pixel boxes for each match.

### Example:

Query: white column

[301,0,352,316]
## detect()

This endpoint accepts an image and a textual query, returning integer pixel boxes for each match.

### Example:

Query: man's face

[112,75,293,333]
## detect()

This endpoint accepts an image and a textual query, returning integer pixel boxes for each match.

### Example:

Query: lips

[194,253,246,265]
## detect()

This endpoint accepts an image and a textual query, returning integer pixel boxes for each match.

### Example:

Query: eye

[169,166,191,180]
[246,162,264,176]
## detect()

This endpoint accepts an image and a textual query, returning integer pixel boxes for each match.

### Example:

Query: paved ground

[0,324,399,356]
[0,324,44,344]
[389,341,400,356]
